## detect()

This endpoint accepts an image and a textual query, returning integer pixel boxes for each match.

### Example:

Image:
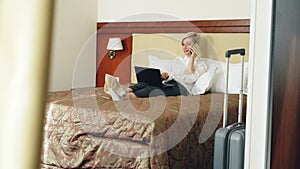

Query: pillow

[191,65,217,95]
[210,61,249,94]
[148,55,174,73]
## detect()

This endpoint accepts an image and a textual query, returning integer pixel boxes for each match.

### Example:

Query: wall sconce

[106,37,123,59]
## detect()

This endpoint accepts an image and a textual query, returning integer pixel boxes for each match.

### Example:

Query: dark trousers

[129,80,189,98]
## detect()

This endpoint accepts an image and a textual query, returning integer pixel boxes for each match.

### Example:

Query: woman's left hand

[161,72,169,80]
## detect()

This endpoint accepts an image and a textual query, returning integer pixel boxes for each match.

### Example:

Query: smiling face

[181,37,195,56]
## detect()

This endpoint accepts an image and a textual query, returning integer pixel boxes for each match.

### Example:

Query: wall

[98,0,250,22]
[48,0,97,91]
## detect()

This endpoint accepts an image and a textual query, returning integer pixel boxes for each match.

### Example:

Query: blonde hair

[181,32,201,54]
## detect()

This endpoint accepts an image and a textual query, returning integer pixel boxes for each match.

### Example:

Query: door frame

[245,0,273,168]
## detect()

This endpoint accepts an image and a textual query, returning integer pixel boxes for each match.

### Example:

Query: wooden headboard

[96,19,250,87]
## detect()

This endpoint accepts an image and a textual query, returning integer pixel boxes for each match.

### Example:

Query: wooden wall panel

[97,19,250,33]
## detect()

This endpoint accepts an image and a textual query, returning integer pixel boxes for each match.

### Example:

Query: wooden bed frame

[96,19,250,87]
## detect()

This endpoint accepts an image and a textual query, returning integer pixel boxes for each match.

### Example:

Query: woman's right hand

[189,47,198,60]
[161,72,169,80]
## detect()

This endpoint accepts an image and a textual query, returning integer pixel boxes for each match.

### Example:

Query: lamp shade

[106,38,123,50]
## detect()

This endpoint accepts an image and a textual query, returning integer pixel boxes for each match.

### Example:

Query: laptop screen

[134,66,163,87]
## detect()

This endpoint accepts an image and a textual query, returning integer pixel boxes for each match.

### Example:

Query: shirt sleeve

[182,59,207,84]
[164,57,208,84]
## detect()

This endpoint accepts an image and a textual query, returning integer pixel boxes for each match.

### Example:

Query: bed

[41,19,250,169]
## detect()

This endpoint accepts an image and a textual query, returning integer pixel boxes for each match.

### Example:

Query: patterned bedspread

[41,87,246,169]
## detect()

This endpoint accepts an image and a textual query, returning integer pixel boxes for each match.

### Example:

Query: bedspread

[41,87,246,169]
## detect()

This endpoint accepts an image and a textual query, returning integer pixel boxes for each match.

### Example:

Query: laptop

[134,66,175,88]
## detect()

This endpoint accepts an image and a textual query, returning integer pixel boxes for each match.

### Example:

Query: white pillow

[211,61,248,94]
[148,55,174,73]
[191,65,217,95]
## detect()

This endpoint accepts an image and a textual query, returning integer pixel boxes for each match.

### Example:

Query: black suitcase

[213,49,246,169]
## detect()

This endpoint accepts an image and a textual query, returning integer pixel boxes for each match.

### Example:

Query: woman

[105,32,207,101]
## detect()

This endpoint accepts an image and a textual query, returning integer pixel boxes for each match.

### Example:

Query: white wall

[48,0,97,91]
[98,0,250,22]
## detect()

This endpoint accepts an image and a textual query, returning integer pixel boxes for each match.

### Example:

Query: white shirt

[165,56,207,93]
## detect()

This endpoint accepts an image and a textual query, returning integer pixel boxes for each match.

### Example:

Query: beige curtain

[0,0,54,168]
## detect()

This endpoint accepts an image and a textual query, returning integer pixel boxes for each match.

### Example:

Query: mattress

[41,87,246,169]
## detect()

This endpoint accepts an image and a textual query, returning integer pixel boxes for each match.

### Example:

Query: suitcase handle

[225,49,245,58]
[223,48,246,127]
